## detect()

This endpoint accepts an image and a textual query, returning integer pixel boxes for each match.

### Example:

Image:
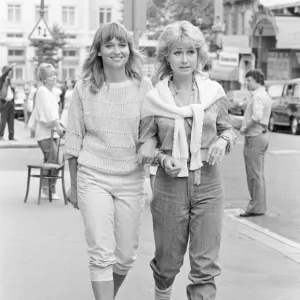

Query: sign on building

[28,18,53,42]
[219,51,239,67]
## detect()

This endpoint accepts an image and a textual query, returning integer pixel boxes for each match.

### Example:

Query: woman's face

[167,43,198,78]
[99,37,130,71]
[44,67,57,88]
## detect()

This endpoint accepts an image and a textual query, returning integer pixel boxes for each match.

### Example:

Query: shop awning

[260,0,300,9]
[275,16,300,49]
[208,63,239,81]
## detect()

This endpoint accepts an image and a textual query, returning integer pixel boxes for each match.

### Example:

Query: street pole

[132,0,139,49]
[38,0,45,66]
[257,26,263,70]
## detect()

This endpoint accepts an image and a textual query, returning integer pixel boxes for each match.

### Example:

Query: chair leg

[24,167,31,203]
[48,178,52,202]
[61,168,68,205]
[38,170,43,205]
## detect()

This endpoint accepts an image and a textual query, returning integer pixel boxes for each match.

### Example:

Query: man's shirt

[242,86,272,137]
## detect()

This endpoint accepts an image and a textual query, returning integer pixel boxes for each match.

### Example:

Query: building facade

[0,0,121,87]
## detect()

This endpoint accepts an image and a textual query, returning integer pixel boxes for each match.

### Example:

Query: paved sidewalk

[0,170,300,300]
[0,119,38,148]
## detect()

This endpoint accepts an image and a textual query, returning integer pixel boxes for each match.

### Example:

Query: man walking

[0,65,16,141]
[240,69,272,217]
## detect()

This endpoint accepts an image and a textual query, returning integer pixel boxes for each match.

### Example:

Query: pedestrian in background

[60,79,75,129]
[239,69,272,217]
[28,63,65,200]
[138,21,236,300]
[64,22,152,300]
[0,64,16,141]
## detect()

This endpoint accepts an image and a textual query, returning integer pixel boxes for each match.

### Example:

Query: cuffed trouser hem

[155,284,173,300]
[113,265,130,276]
[90,265,113,282]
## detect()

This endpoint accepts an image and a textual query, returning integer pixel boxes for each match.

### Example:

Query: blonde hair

[37,63,55,83]
[155,21,209,81]
[82,22,144,93]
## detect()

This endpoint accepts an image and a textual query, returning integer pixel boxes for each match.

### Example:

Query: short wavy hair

[155,21,209,81]
[82,22,144,93]
[245,69,265,85]
[37,63,56,83]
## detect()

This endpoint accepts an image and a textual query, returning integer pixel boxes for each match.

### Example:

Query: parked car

[268,78,300,135]
[227,90,252,116]
[14,89,25,119]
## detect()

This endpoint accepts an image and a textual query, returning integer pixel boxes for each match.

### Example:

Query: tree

[31,24,67,68]
[146,0,214,40]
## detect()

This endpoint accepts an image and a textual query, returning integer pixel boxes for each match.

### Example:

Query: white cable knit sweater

[64,77,153,174]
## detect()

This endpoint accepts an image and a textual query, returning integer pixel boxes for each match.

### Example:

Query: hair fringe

[155,21,209,82]
[81,22,144,93]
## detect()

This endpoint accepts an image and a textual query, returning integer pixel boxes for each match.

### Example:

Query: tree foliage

[146,0,214,39]
[31,24,67,68]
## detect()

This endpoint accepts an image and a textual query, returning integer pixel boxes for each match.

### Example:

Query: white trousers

[77,165,145,281]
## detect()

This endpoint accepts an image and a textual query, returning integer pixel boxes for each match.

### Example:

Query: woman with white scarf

[137,21,236,300]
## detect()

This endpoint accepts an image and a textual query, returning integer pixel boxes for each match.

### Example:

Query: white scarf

[141,74,226,178]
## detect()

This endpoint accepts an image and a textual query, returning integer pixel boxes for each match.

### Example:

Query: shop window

[62,68,76,80]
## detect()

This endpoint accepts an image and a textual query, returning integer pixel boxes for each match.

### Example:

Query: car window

[293,84,300,99]
[267,84,284,98]
[283,84,296,97]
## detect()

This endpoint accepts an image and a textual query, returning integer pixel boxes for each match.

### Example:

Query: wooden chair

[24,129,68,205]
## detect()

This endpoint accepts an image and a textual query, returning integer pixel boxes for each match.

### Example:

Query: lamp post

[257,25,264,70]
[37,0,45,66]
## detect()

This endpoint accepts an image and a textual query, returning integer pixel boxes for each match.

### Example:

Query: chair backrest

[49,129,64,166]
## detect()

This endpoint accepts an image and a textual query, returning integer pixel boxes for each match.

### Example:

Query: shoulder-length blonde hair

[155,21,209,81]
[82,22,144,93]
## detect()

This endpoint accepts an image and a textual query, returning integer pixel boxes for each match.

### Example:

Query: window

[62,6,75,25]
[62,68,76,80]
[8,4,21,23]
[12,66,24,80]
[293,84,300,98]
[8,49,24,56]
[99,7,112,25]
[7,33,23,38]
[63,50,77,57]
[240,11,245,34]
[36,6,49,22]
[65,34,77,39]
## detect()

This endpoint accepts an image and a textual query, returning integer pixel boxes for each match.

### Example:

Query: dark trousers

[0,100,14,139]
[243,133,269,214]
[151,163,224,300]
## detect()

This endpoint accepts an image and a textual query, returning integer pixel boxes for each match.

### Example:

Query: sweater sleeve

[64,81,86,159]
[36,87,59,123]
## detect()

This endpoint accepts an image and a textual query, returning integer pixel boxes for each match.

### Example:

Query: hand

[137,139,156,165]
[240,127,246,135]
[164,156,182,178]
[10,63,17,68]
[207,138,227,165]
[68,185,79,209]
[56,125,65,137]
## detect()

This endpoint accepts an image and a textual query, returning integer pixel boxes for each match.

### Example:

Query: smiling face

[99,37,130,71]
[167,43,198,78]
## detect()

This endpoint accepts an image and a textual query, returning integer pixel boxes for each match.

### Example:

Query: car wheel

[268,116,277,132]
[290,117,300,135]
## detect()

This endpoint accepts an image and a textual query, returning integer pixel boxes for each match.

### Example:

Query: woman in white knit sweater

[64,22,152,300]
